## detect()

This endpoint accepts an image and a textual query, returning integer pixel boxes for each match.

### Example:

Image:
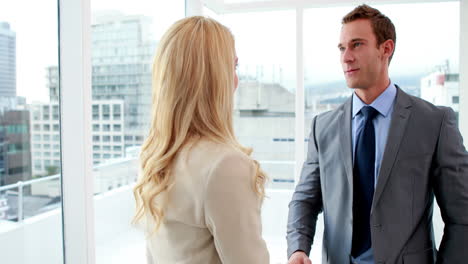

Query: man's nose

[342,49,355,64]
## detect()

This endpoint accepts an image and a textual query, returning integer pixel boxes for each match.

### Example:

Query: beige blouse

[144,139,270,264]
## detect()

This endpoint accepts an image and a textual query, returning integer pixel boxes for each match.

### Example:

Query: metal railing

[0,158,295,223]
[0,174,60,222]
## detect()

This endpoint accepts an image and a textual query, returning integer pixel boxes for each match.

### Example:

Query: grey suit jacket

[286,87,468,264]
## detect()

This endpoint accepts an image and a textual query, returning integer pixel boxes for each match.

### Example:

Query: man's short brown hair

[342,4,396,62]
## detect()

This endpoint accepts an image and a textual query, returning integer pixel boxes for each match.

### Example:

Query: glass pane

[222,10,296,190]
[304,2,459,262]
[220,10,296,263]
[89,1,185,263]
[0,0,63,263]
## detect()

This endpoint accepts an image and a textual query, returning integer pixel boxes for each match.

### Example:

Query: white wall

[0,210,64,264]
[0,186,445,264]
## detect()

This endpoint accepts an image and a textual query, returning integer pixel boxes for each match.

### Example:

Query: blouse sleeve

[204,152,270,264]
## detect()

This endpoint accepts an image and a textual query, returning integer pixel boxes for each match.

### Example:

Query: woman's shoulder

[174,138,252,176]
[191,138,250,164]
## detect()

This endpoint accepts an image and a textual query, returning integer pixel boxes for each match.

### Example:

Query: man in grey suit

[287,4,468,264]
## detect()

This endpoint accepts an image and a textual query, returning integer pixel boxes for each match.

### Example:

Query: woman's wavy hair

[133,16,267,230]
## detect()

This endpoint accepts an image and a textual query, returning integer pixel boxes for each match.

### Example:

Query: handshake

[288,251,312,264]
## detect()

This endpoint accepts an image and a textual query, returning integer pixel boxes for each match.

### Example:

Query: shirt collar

[352,81,396,118]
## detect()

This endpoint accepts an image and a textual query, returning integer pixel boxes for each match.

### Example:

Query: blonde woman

[133,16,270,264]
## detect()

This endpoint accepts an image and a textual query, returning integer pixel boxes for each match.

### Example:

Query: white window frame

[59,0,95,263]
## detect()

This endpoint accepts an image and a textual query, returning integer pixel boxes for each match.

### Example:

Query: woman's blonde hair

[133,16,267,230]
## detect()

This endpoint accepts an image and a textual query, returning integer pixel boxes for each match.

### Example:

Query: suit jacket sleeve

[433,107,468,263]
[204,152,269,264]
[286,115,323,258]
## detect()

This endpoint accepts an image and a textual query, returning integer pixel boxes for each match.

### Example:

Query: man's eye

[353,42,362,48]
[339,47,345,52]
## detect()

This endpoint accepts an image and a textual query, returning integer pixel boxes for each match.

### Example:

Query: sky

[0,0,460,102]
[221,2,460,90]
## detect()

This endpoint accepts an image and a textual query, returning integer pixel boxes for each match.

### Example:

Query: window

[102,105,110,120]
[113,124,121,131]
[53,105,59,116]
[93,124,100,131]
[301,3,459,261]
[304,2,461,139]
[221,10,296,190]
[113,146,122,151]
[92,105,99,120]
[113,104,121,120]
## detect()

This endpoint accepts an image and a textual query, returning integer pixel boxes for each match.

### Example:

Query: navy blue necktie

[352,106,378,257]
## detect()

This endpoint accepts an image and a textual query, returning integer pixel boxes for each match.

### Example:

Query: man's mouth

[345,68,359,74]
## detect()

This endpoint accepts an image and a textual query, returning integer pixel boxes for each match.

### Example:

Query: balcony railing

[0,157,445,264]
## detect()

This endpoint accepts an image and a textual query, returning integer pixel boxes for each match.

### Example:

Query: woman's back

[144,139,269,264]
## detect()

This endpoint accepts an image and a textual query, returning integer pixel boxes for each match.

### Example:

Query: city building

[420,71,459,121]
[0,110,32,186]
[91,100,125,165]
[91,12,155,148]
[29,100,125,176]
[46,66,59,101]
[46,12,156,150]
[29,103,61,177]
[0,22,16,98]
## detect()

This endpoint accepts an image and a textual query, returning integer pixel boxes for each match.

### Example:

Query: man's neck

[354,79,390,105]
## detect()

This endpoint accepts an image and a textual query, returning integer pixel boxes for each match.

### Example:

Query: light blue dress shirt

[350,82,397,264]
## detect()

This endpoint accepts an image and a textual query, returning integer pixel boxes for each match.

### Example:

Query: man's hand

[288,251,312,264]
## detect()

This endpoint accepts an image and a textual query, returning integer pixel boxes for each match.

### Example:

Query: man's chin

[345,80,360,89]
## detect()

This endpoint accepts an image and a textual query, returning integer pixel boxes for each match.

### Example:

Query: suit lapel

[339,97,354,188]
[372,87,413,212]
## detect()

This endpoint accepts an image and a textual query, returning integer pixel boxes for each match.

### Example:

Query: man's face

[338,19,386,90]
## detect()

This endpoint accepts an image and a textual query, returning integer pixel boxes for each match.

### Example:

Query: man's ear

[381,39,395,61]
